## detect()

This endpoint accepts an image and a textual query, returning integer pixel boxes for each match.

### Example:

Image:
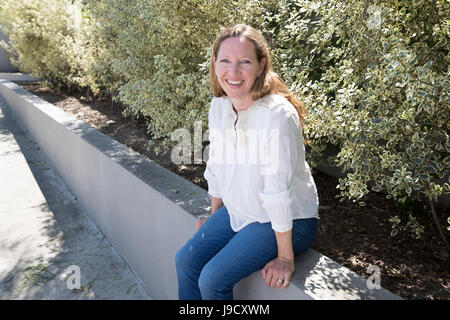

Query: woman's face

[214,36,266,110]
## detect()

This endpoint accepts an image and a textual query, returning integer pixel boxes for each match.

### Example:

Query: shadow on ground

[0,98,150,299]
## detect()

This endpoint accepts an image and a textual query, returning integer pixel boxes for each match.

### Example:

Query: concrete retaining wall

[0,79,401,300]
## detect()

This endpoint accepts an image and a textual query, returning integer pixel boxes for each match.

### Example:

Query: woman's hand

[195,218,208,231]
[196,196,222,231]
[262,229,295,289]
[261,256,294,289]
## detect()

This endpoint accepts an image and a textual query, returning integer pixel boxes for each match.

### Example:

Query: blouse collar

[226,95,270,117]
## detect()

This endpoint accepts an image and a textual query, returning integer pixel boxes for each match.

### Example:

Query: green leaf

[426,166,437,174]
[372,185,383,192]
[444,157,450,166]
[416,90,427,97]
[412,183,422,191]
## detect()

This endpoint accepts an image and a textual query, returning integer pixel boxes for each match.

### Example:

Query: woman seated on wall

[175,24,320,300]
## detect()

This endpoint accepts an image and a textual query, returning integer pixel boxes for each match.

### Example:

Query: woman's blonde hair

[209,24,307,134]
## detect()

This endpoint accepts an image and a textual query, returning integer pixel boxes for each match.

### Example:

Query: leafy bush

[85,0,249,140]
[243,0,449,244]
[0,0,101,94]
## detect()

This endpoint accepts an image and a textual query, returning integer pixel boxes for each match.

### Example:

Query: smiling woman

[213,36,266,111]
[209,24,308,132]
[175,24,320,300]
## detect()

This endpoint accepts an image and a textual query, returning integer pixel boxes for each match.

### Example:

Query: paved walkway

[0,95,151,299]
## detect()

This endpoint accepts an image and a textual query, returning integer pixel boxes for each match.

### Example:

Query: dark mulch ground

[16,81,449,300]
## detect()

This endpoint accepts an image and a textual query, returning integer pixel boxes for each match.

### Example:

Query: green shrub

[0,0,101,94]
[244,0,449,243]
[85,0,247,140]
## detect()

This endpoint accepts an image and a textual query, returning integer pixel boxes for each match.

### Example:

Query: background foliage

[1,0,448,244]
[0,0,101,94]
[85,0,245,141]
[242,0,449,244]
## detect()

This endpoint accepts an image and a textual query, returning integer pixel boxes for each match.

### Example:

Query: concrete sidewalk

[0,96,151,299]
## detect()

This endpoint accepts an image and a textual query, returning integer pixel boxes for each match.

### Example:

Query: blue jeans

[175,205,318,300]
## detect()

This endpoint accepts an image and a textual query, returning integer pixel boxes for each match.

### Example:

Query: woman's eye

[220,59,230,63]
[241,60,251,64]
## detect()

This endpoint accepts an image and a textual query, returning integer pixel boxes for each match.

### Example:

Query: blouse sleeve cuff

[259,187,294,232]
[204,166,221,198]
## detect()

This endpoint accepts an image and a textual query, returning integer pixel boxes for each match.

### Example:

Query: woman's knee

[198,269,219,298]
[198,262,232,298]
[198,266,214,292]
[175,245,192,272]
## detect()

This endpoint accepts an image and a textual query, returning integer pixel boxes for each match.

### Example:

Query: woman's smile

[226,79,244,86]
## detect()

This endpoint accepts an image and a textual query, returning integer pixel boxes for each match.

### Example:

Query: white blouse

[204,94,319,233]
